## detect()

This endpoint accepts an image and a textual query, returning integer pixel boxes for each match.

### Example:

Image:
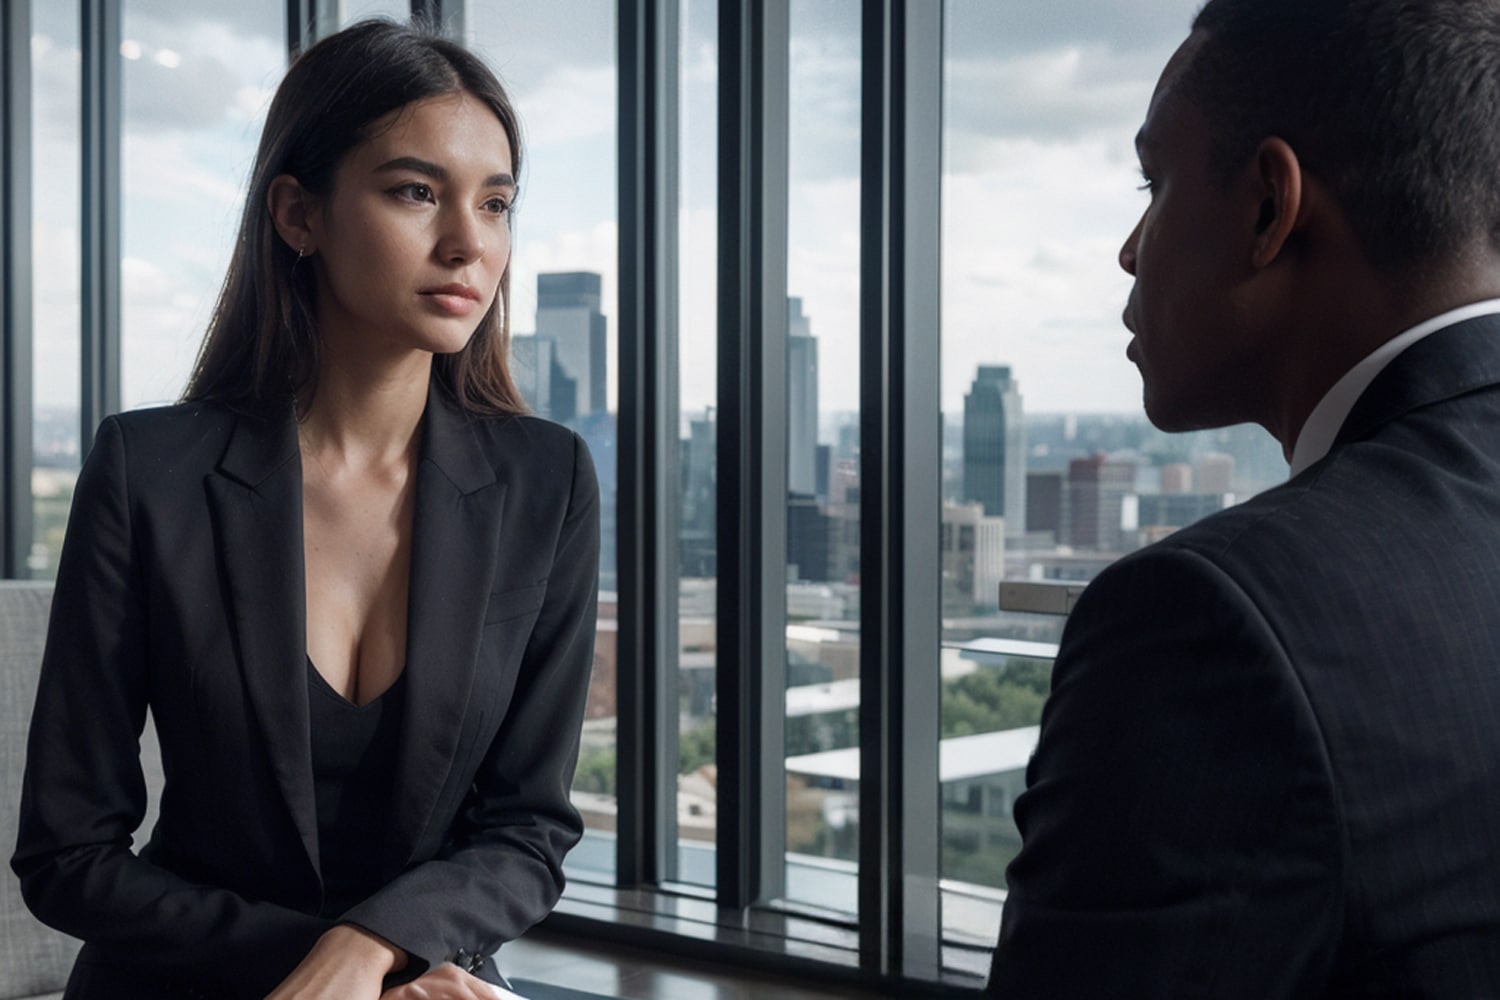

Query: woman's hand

[381,963,513,998]
[264,924,408,1000]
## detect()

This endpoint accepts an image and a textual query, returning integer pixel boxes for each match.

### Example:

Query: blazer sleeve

[11,417,330,995]
[987,547,1345,999]
[341,430,600,976]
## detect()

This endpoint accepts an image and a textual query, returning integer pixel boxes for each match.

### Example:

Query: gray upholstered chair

[0,581,73,1000]
[0,581,162,1000]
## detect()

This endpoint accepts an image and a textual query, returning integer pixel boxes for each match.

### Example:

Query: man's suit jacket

[988,316,1500,997]
[11,382,600,999]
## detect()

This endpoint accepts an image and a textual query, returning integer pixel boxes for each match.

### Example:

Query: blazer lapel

[1335,313,1500,451]
[390,384,507,864]
[205,407,320,875]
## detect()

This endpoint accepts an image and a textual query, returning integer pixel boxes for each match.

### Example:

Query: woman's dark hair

[1183,0,1500,277]
[182,18,527,415]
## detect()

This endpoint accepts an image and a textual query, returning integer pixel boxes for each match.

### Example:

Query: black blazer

[12,382,600,998]
[989,316,1500,997]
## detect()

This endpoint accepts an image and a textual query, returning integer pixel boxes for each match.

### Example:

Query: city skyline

[27,0,1207,424]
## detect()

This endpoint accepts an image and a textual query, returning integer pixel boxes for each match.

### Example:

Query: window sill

[544,881,991,996]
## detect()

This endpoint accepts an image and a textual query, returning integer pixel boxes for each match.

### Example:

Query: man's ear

[1250,137,1303,269]
[267,175,318,256]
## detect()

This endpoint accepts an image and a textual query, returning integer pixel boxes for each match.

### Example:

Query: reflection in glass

[467,0,620,879]
[30,1,84,579]
[782,0,861,917]
[120,2,284,410]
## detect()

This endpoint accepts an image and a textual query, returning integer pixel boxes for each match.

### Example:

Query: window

[780,0,862,918]
[671,0,719,888]
[467,0,622,880]
[935,0,1274,969]
[120,1,283,411]
[3,1,1242,991]
[28,0,83,579]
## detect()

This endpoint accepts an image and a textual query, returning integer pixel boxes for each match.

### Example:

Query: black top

[307,659,407,918]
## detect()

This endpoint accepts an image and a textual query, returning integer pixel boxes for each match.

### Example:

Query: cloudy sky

[30,0,1204,423]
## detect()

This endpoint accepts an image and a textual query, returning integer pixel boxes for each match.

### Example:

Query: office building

[1193,451,1235,496]
[1066,453,1136,552]
[787,298,820,498]
[536,271,608,418]
[941,502,1006,611]
[963,366,1027,538]
[509,334,578,423]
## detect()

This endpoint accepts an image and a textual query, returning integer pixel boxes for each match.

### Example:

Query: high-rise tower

[536,272,607,418]
[962,365,1027,537]
[787,298,820,498]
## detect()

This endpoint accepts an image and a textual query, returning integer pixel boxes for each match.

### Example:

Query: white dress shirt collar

[1288,297,1500,477]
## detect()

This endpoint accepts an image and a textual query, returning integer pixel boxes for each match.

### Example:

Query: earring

[297,244,307,259]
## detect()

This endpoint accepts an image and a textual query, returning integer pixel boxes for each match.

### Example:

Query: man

[988,1,1500,995]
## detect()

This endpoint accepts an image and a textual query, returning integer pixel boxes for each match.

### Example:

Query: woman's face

[305,90,515,363]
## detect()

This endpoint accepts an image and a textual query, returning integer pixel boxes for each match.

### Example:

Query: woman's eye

[483,196,511,215]
[395,182,435,203]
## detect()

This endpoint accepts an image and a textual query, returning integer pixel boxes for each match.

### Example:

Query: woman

[11,19,599,1000]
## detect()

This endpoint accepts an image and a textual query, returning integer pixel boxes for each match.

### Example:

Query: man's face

[1120,32,1273,432]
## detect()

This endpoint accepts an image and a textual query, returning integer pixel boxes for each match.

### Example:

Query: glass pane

[782,0,861,918]
[120,1,285,411]
[937,0,1249,969]
[467,0,620,880]
[30,0,83,579]
[673,0,719,888]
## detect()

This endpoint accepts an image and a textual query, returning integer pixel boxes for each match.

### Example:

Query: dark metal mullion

[2,0,34,578]
[80,0,121,456]
[285,0,337,57]
[411,0,465,37]
[858,0,943,979]
[716,0,789,911]
[617,0,681,888]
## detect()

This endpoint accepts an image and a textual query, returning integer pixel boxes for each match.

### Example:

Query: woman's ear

[1249,137,1304,270]
[267,175,317,257]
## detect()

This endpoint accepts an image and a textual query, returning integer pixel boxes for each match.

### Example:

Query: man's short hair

[1184,0,1500,275]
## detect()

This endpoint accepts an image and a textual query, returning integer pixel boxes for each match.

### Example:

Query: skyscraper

[509,335,577,423]
[787,298,820,498]
[680,409,717,578]
[941,502,1006,612]
[1066,452,1136,552]
[536,272,607,418]
[963,365,1027,537]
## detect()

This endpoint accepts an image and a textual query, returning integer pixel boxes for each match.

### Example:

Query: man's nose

[1119,214,1143,275]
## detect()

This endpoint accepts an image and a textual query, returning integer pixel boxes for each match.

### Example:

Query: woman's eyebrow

[373,155,515,188]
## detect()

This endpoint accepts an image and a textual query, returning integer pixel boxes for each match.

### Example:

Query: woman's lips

[419,284,482,316]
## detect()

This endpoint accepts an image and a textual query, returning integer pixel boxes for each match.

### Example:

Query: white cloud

[513,65,617,148]
[942,137,1146,416]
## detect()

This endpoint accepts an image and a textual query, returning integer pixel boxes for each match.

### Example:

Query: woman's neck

[298,352,433,469]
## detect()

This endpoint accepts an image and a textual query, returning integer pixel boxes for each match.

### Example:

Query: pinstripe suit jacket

[989,315,1500,997]
[11,382,599,998]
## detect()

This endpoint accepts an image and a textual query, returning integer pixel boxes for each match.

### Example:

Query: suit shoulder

[463,413,597,492]
[470,414,592,461]
[100,402,237,461]
[1143,467,1356,566]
